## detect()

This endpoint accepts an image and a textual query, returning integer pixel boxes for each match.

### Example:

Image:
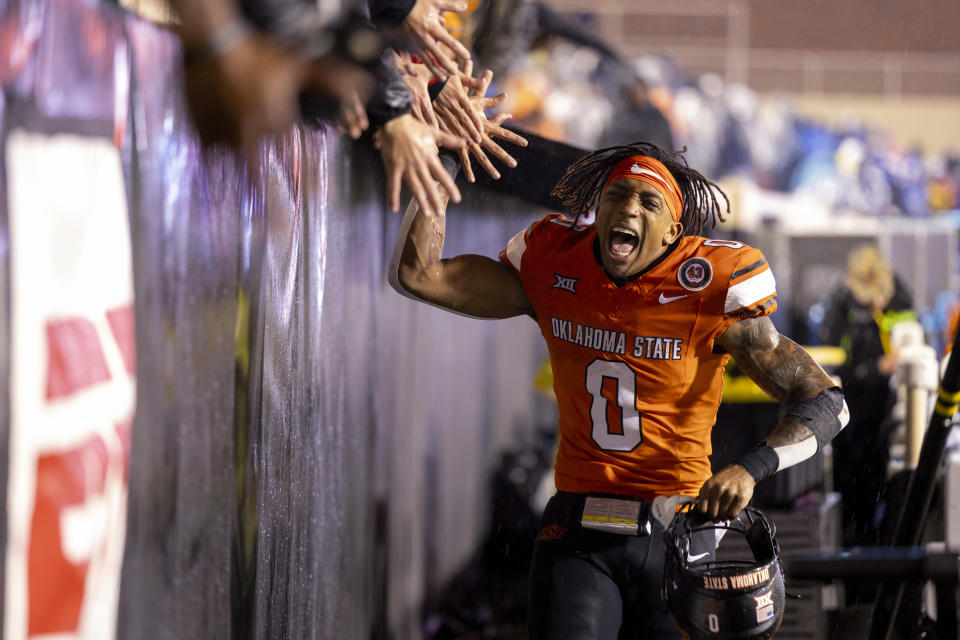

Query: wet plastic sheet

[3,1,547,638]
[118,13,238,640]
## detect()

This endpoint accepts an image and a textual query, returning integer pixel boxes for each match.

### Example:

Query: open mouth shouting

[606,224,640,262]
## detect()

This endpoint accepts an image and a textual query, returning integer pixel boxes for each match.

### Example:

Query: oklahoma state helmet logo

[678,257,712,291]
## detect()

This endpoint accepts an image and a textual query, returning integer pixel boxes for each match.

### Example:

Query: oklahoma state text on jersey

[500,214,777,500]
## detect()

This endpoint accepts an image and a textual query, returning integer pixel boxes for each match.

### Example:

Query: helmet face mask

[663,507,786,640]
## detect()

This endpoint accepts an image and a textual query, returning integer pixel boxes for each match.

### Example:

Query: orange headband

[603,155,683,221]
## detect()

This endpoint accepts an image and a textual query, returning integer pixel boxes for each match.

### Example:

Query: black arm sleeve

[238,0,327,50]
[366,50,413,126]
[427,76,448,101]
[367,0,417,28]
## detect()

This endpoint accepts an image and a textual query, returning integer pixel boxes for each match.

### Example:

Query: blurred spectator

[596,76,673,152]
[819,245,915,552]
[895,145,929,218]
[926,154,959,212]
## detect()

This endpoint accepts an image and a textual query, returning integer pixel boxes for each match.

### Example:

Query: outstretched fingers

[473,69,493,98]
[419,37,457,78]
[475,92,506,111]
[458,144,475,183]
[387,160,404,212]
[431,24,472,72]
[434,128,466,152]
[469,141,500,180]
[487,120,528,147]
[405,165,432,217]
[455,89,484,143]
[481,136,517,169]
[415,161,444,217]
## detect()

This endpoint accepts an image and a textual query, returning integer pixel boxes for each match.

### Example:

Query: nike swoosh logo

[659,293,688,304]
[686,551,711,563]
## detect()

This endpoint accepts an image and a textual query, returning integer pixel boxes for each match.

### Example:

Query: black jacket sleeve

[819,284,852,348]
[367,0,418,28]
[365,50,413,126]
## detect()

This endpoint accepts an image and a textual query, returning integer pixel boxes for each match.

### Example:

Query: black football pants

[528,491,691,640]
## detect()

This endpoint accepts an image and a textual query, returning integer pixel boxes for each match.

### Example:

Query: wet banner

[0,0,546,638]
[4,130,134,639]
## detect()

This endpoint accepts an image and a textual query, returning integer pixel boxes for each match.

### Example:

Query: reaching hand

[377,113,464,216]
[335,92,369,139]
[395,52,439,127]
[401,0,472,77]
[184,33,308,153]
[437,69,528,182]
[694,464,757,521]
[432,72,485,144]
[184,32,373,157]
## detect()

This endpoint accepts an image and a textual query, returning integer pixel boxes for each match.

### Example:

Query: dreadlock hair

[550,142,729,236]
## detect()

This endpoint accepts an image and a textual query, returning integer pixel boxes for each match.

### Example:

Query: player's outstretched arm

[695,316,847,520]
[388,191,533,319]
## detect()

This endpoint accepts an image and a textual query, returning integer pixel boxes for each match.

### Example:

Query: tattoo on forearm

[745,340,828,404]
[725,317,832,405]
[720,316,833,446]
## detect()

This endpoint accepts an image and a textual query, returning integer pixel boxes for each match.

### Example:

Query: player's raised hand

[439,69,528,182]
[401,0,472,78]
[694,464,757,522]
[376,113,463,216]
[433,72,485,144]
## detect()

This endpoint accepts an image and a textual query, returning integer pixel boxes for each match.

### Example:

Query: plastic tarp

[1,1,547,638]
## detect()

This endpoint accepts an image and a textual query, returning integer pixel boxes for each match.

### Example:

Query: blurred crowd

[494,34,960,219]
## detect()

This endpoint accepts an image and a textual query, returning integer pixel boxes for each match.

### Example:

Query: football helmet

[663,506,785,640]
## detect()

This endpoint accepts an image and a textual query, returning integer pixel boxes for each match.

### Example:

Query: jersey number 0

[586,359,643,451]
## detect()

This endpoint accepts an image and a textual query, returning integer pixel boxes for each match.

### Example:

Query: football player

[389,142,848,639]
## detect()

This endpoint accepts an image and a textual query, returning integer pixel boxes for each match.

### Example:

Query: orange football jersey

[500,214,777,500]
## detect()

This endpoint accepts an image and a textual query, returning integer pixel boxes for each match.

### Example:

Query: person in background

[597,76,674,153]
[820,244,915,551]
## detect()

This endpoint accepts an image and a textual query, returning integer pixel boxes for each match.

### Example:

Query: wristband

[183,19,253,67]
[368,0,417,29]
[734,444,779,483]
[427,76,449,101]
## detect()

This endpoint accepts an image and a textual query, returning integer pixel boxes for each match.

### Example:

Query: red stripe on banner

[106,305,136,375]
[45,317,111,400]
[28,435,109,634]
